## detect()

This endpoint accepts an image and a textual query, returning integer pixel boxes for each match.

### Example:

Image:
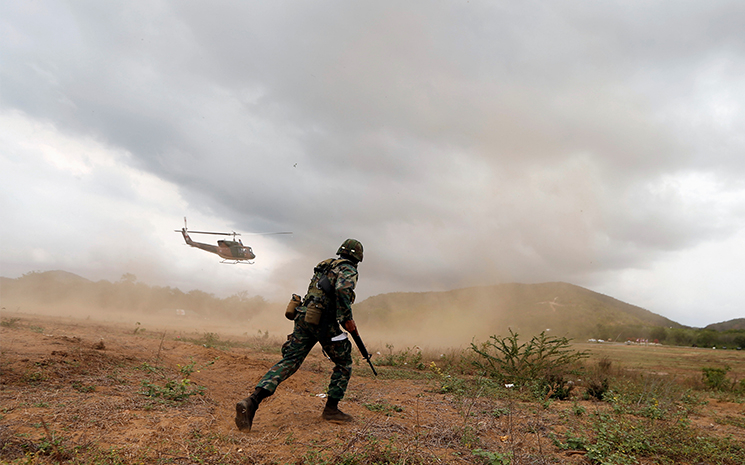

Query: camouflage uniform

[256,258,358,400]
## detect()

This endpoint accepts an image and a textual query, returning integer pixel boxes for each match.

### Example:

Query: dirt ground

[1,311,744,464]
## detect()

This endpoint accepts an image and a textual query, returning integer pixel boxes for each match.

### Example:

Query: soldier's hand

[343,319,357,333]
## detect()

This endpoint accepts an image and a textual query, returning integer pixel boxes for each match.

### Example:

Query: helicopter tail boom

[178,228,195,246]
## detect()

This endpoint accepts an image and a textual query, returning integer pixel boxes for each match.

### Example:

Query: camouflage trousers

[256,314,353,400]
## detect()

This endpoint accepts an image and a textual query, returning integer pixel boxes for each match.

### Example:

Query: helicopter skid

[220,259,254,264]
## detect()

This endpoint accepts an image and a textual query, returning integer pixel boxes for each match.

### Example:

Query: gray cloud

[3,1,745,325]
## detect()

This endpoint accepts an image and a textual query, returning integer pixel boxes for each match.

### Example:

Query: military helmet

[337,238,363,262]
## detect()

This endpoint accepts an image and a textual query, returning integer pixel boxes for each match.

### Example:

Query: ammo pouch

[318,274,334,295]
[304,301,324,325]
[285,294,302,320]
[300,257,351,325]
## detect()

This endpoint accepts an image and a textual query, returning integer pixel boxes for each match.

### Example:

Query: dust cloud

[0,270,474,353]
[0,294,469,354]
[3,270,665,354]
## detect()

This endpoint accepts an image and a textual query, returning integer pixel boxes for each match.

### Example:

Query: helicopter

[175,218,291,264]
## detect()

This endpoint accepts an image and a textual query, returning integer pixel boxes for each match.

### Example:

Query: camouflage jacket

[303,257,358,324]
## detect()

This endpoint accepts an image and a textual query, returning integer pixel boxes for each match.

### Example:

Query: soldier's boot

[235,387,271,432]
[322,397,353,423]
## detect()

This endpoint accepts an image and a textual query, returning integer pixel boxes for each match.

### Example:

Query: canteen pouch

[304,301,324,325]
[285,294,302,320]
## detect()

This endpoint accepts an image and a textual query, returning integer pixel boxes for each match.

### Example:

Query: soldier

[235,239,364,431]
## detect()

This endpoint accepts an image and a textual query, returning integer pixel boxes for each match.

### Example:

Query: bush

[139,358,215,402]
[470,329,588,399]
[376,344,425,370]
[702,366,731,391]
[584,356,611,400]
[585,377,609,401]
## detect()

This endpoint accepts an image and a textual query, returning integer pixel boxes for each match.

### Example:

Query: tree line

[592,322,745,349]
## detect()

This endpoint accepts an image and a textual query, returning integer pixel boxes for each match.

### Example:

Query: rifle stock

[350,329,378,376]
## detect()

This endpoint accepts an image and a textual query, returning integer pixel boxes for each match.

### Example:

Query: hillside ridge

[354,281,684,346]
[4,270,742,348]
[706,318,745,331]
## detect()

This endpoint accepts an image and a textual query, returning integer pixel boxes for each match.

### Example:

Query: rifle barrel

[350,330,378,376]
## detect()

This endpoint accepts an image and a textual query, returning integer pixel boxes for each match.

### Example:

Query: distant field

[577,342,745,379]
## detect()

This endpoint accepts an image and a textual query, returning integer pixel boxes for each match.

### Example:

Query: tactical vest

[303,257,354,313]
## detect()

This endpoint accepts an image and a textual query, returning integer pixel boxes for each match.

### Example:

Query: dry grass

[1,313,745,465]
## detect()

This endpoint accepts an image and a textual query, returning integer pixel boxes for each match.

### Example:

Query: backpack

[302,258,353,324]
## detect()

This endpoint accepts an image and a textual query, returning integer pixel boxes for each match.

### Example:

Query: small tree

[696,330,718,348]
[649,326,667,343]
[471,329,589,399]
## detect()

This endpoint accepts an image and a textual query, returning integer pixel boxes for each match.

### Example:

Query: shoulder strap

[314,258,336,273]
[314,258,354,298]
[315,257,355,274]
[330,258,355,270]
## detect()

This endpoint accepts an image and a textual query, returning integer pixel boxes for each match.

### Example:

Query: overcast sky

[2,1,745,327]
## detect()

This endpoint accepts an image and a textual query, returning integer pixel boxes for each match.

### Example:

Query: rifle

[318,274,378,376]
[349,328,378,376]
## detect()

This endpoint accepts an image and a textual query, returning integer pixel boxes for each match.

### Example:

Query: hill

[706,318,745,331]
[1,271,686,349]
[0,270,271,322]
[354,282,683,347]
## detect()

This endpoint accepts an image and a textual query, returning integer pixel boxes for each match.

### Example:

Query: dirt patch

[1,311,744,464]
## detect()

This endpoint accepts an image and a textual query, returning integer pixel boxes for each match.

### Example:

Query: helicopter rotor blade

[244,232,293,236]
[188,230,240,236]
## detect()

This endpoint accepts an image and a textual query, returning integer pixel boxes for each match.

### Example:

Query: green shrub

[571,402,587,416]
[584,411,745,464]
[470,329,588,399]
[0,317,21,328]
[533,372,574,401]
[139,357,215,402]
[472,448,512,465]
[702,366,731,391]
[141,378,204,401]
[363,401,403,416]
[376,344,425,370]
[552,429,589,451]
